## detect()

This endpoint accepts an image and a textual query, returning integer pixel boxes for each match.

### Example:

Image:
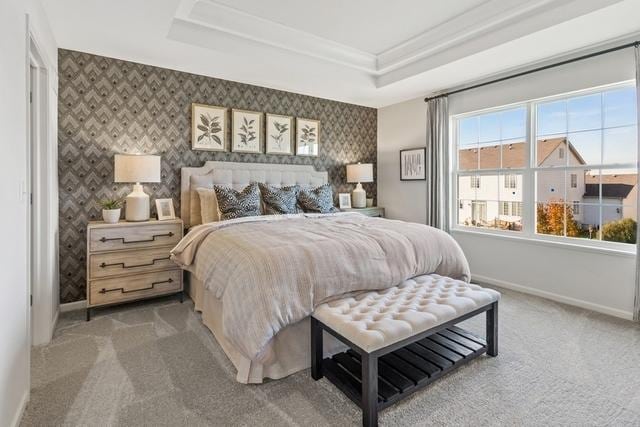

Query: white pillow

[190,173,215,225]
[196,187,220,224]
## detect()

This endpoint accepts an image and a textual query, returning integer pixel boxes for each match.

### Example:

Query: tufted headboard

[180,161,328,227]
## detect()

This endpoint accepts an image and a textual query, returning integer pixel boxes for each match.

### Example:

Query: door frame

[26,18,59,346]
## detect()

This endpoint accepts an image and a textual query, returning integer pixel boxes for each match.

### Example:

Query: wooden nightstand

[86,218,184,320]
[341,207,385,218]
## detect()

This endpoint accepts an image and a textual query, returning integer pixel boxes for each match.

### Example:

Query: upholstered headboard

[180,161,328,227]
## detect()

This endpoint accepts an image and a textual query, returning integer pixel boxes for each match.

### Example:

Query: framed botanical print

[266,113,293,155]
[232,109,262,153]
[400,147,426,181]
[155,198,176,220]
[192,103,227,151]
[296,117,320,156]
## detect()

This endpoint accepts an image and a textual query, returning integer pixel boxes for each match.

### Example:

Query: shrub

[602,218,637,244]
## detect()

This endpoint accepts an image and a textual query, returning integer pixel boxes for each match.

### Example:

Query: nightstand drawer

[89,222,182,252]
[89,269,182,307]
[89,247,177,279]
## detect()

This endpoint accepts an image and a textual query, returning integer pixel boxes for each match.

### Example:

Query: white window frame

[449,81,637,253]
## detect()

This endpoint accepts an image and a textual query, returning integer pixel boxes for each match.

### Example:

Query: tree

[602,218,637,244]
[537,201,580,237]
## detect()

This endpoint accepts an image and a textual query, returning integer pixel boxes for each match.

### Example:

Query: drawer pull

[99,232,174,244]
[99,256,171,269]
[98,278,174,295]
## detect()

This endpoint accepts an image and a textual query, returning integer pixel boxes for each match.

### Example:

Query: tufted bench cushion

[313,274,500,353]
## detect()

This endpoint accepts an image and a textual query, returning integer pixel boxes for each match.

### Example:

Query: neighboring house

[583,174,638,227]
[458,137,587,228]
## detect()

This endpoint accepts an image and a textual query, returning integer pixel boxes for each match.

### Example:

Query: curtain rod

[424,40,640,103]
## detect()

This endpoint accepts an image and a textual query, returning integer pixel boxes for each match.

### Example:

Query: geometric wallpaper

[58,49,377,303]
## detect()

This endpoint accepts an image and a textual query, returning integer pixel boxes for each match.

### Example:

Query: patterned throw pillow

[298,183,338,214]
[258,183,300,215]
[214,182,262,220]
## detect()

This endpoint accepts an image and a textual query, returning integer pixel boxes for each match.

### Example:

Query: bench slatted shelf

[311,274,500,427]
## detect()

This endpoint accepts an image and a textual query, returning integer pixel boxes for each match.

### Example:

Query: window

[453,83,637,245]
[504,174,517,189]
[501,202,509,216]
[470,175,481,188]
[456,106,525,231]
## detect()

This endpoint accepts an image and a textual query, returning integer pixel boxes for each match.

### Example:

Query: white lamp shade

[347,163,373,183]
[114,154,161,183]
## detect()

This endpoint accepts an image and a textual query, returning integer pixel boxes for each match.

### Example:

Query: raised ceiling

[42,0,640,107]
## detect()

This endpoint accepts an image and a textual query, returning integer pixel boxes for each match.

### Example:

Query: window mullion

[523,101,535,238]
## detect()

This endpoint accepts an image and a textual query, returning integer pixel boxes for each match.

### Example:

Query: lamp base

[125,183,150,222]
[352,183,366,208]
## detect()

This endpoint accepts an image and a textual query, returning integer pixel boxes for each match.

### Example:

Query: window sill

[450,227,636,258]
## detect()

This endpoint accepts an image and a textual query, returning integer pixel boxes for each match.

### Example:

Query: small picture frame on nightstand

[155,198,176,220]
[338,193,351,209]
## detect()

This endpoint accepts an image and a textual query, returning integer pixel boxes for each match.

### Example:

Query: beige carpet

[22,287,640,426]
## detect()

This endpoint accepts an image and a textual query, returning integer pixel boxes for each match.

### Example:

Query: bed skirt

[187,273,346,383]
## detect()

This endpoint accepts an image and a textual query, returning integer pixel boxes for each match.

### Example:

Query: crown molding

[175,0,377,72]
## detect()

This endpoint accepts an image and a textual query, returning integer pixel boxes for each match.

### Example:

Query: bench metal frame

[311,301,498,427]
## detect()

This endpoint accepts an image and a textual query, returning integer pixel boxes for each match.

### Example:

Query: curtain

[634,45,640,322]
[425,96,449,231]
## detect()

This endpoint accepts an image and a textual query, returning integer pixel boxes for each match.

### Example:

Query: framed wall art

[192,103,227,151]
[266,113,294,155]
[232,109,262,153]
[400,147,426,181]
[296,117,320,156]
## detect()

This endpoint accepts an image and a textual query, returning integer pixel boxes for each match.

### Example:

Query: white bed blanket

[171,213,470,361]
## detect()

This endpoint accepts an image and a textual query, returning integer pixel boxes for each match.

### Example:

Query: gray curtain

[425,96,449,231]
[635,45,640,322]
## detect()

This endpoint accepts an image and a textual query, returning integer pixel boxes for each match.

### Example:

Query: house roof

[584,174,637,199]
[458,137,586,169]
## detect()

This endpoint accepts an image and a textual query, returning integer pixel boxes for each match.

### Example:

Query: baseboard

[472,274,634,321]
[60,299,86,313]
[10,390,28,427]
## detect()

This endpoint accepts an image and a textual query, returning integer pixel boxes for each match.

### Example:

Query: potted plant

[99,198,123,224]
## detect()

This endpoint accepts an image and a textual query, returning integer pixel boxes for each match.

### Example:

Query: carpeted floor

[22,287,640,426]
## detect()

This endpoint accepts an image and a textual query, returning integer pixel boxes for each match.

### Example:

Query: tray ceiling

[42,0,640,107]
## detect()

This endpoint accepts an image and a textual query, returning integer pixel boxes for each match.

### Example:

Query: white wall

[0,1,57,425]
[377,48,637,319]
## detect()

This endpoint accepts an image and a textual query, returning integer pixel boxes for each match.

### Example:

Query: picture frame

[400,147,426,181]
[155,198,176,221]
[296,117,320,156]
[191,103,227,151]
[265,113,294,155]
[338,193,352,209]
[232,109,262,153]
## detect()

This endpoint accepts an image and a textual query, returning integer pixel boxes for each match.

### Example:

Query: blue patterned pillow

[214,182,261,220]
[298,183,338,214]
[258,183,300,215]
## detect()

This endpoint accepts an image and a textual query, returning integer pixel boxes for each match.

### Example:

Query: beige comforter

[171,213,470,361]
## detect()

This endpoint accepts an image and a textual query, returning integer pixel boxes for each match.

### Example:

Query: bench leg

[486,301,498,357]
[311,317,323,380]
[362,353,378,427]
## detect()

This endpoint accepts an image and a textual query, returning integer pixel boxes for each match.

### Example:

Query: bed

[175,161,470,384]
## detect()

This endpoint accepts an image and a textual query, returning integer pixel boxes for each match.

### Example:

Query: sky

[458,85,637,168]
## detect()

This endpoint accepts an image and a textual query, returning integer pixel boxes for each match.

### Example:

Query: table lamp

[346,163,373,208]
[114,154,161,221]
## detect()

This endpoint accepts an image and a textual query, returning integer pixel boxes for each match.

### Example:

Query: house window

[453,82,637,245]
[501,202,509,216]
[504,174,517,189]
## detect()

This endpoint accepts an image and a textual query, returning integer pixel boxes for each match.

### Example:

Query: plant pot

[102,208,121,224]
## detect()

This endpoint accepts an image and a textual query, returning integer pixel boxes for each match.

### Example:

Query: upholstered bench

[311,274,500,427]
